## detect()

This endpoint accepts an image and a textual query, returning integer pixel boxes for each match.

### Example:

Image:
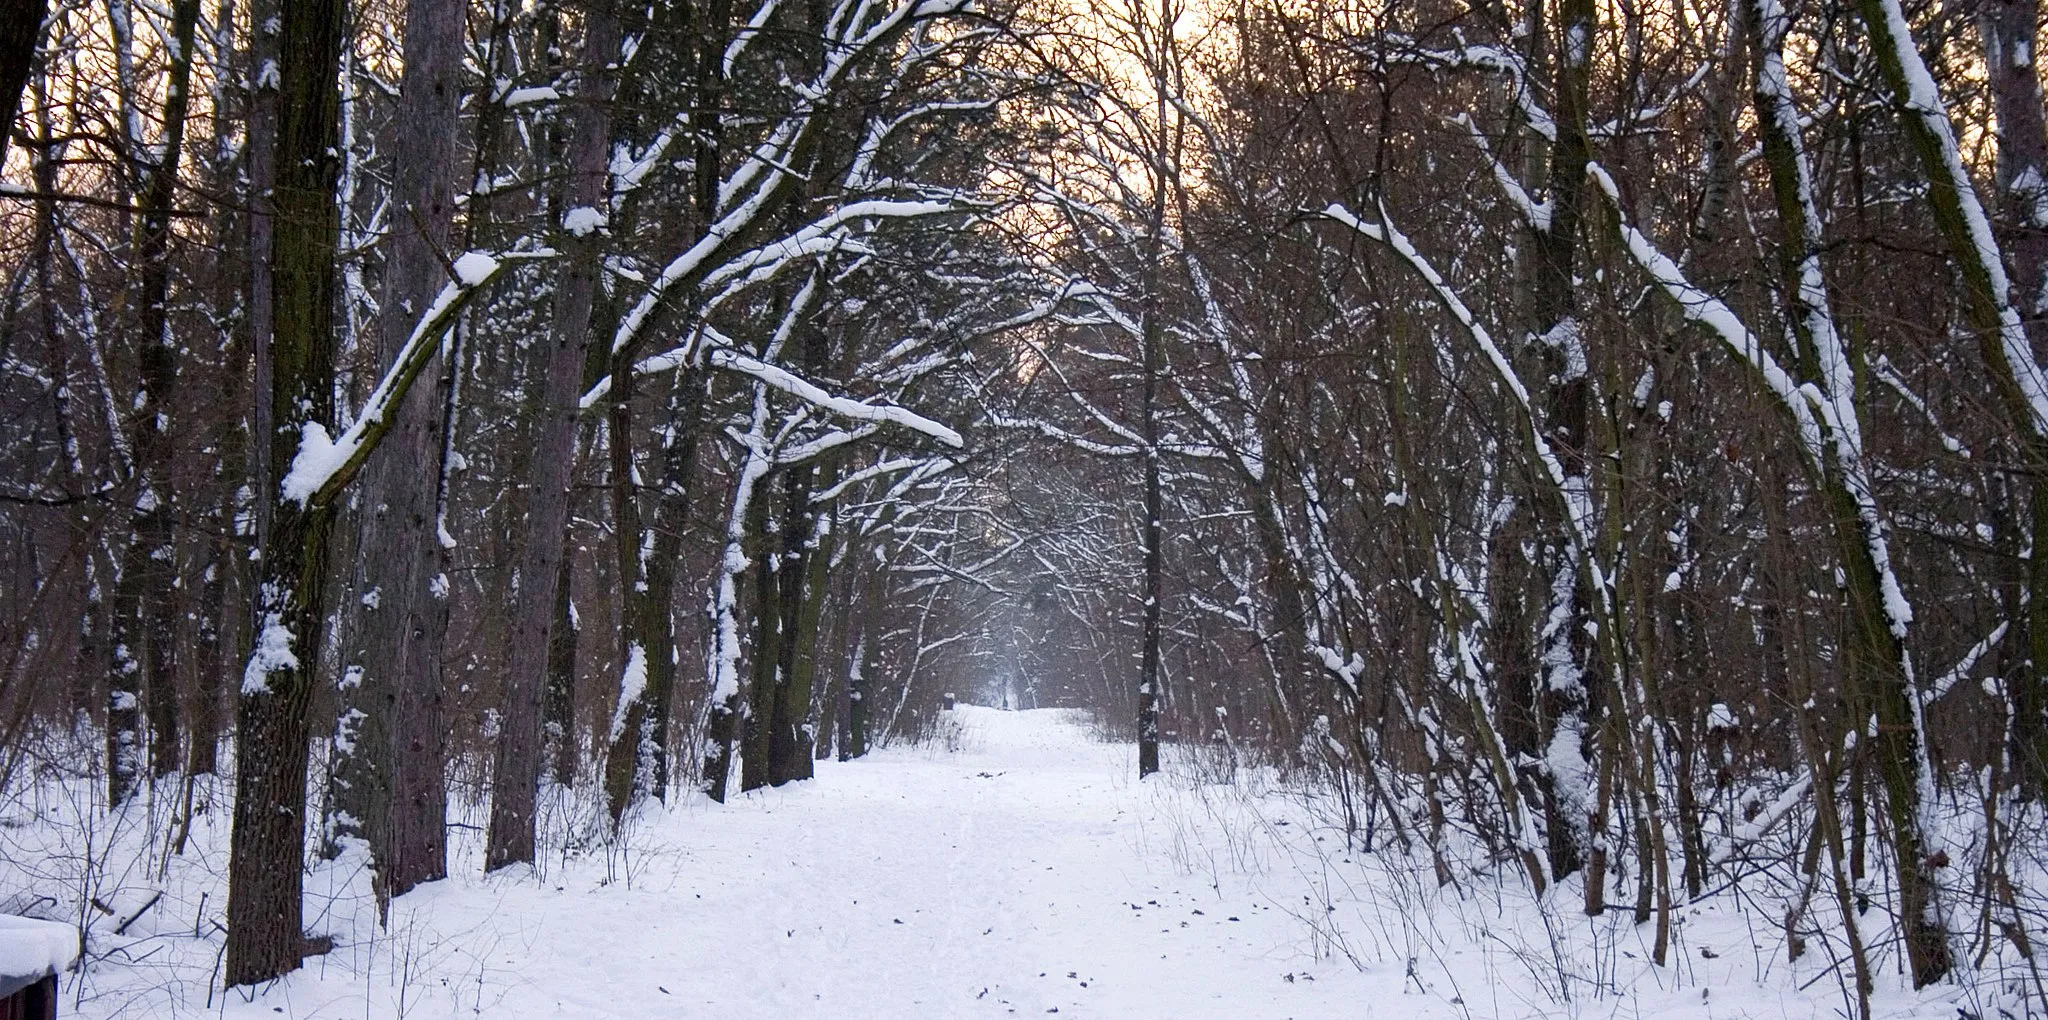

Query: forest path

[366,705,1393,1019]
[61,706,1903,1018]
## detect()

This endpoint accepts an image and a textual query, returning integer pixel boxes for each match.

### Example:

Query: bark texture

[224,0,345,985]
[335,0,464,906]
[486,4,621,871]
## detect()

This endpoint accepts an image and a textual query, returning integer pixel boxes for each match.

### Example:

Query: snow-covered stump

[0,915,78,1020]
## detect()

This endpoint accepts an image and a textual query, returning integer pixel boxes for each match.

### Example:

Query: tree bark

[740,474,780,793]
[1975,0,2048,797]
[485,3,621,871]
[1524,0,1599,885]
[225,0,345,985]
[603,371,704,819]
[768,455,836,785]
[335,0,464,906]
[105,0,201,802]
[543,549,579,787]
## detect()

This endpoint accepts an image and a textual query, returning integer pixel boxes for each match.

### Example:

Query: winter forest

[2,0,2048,1012]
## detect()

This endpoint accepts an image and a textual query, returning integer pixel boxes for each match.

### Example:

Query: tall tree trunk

[225,0,346,985]
[844,557,884,760]
[246,0,278,549]
[1136,269,1164,779]
[189,0,244,779]
[1976,0,2048,797]
[768,455,835,785]
[544,549,579,786]
[1851,0,2022,983]
[703,397,771,801]
[1523,0,1599,884]
[1135,11,1172,779]
[334,0,464,907]
[485,4,621,871]
[106,0,202,801]
[740,474,780,793]
[604,371,704,819]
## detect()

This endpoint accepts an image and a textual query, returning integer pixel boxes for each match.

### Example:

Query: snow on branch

[705,347,964,448]
[1862,0,2048,439]
[1581,167,1828,472]
[278,251,519,508]
[1317,203,1595,558]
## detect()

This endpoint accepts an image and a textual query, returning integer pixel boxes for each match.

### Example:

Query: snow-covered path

[369,706,1382,1018]
[41,705,1974,1018]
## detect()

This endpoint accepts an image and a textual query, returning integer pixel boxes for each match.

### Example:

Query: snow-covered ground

[0,705,2020,1017]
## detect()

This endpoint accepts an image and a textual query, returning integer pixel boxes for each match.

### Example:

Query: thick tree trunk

[187,527,231,776]
[768,456,835,785]
[335,0,464,905]
[703,427,770,802]
[224,0,345,985]
[844,561,884,760]
[246,0,277,548]
[485,4,621,871]
[543,550,579,787]
[1519,0,1600,885]
[740,478,780,793]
